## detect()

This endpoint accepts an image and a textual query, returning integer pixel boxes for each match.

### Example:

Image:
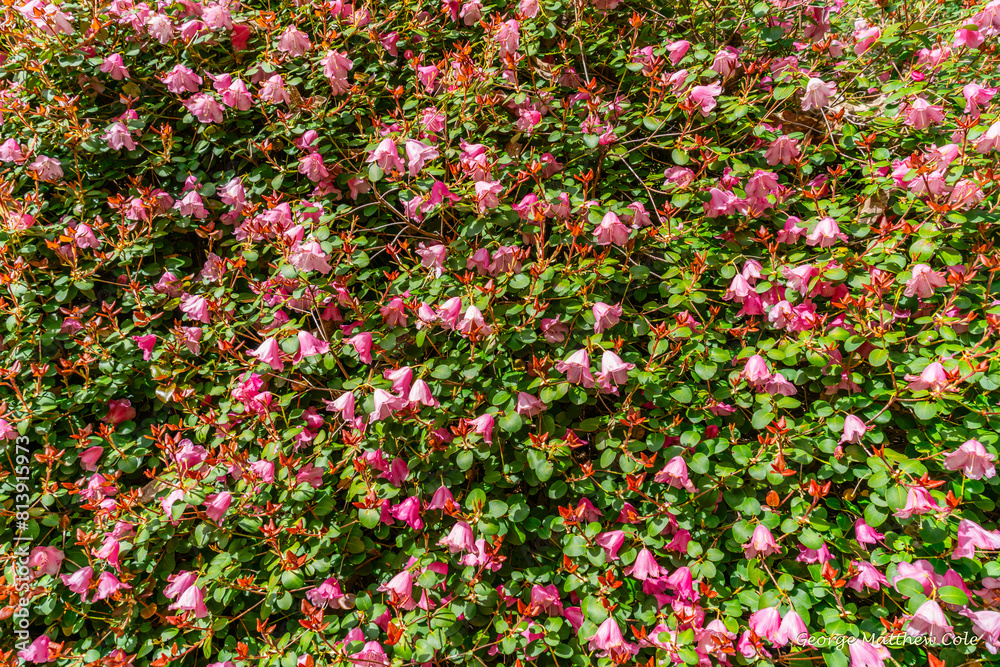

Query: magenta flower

[426,485,456,511]
[749,607,781,641]
[595,530,625,561]
[594,211,630,246]
[180,293,211,323]
[18,636,53,664]
[765,135,800,166]
[170,583,209,617]
[250,337,284,371]
[407,379,438,408]
[295,330,330,363]
[654,456,696,492]
[345,332,373,364]
[801,77,836,111]
[378,570,417,610]
[592,302,622,333]
[904,98,945,129]
[840,415,867,444]
[847,561,889,591]
[904,361,949,392]
[467,413,494,444]
[404,139,440,177]
[93,571,132,602]
[688,83,722,116]
[587,617,636,661]
[854,519,884,549]
[105,399,136,425]
[848,640,888,667]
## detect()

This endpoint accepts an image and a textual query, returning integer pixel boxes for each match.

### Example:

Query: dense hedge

[3,0,1000,666]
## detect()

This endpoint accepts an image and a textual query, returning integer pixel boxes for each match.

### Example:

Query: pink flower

[749,607,781,641]
[278,25,311,56]
[162,65,202,93]
[688,83,722,116]
[592,302,622,333]
[599,351,633,387]
[62,566,94,602]
[742,355,771,386]
[765,135,800,166]
[29,155,63,182]
[184,94,224,124]
[408,379,438,408]
[743,524,781,558]
[296,463,324,488]
[802,77,835,111]
[666,40,690,64]
[904,264,946,298]
[953,519,1000,560]
[906,600,953,643]
[894,486,942,518]
[204,491,232,522]
[496,19,519,56]
[594,211,631,246]
[944,439,996,480]
[18,636,53,664]
[595,530,625,561]
[321,50,353,95]
[390,496,423,530]
[624,548,663,580]
[404,139,440,176]
[854,519,884,549]
[346,332,373,364]
[416,243,448,277]
[0,138,26,164]
[164,571,197,599]
[307,578,345,608]
[103,122,136,150]
[904,361,949,392]
[654,456,696,492]
[854,26,881,55]
[370,388,406,421]
[806,217,848,247]
[294,330,329,363]
[378,570,417,609]
[367,138,404,175]
[29,546,65,576]
[132,334,156,361]
[965,610,1000,654]
[840,415,867,444]
[963,83,997,116]
[977,121,1000,153]
[847,561,889,591]
[475,180,504,213]
[105,399,135,425]
[290,241,332,274]
[171,583,209,617]
[93,571,132,601]
[467,413,494,444]
[100,53,130,80]
[556,349,595,388]
[515,392,546,417]
[259,74,290,104]
[848,640,888,667]
[440,521,475,552]
[587,617,636,661]
[710,47,739,77]
[904,98,945,130]
[250,337,284,371]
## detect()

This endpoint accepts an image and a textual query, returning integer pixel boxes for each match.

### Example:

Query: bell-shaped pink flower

[587,617,636,660]
[171,583,209,617]
[847,561,889,591]
[100,53,130,80]
[802,77,836,111]
[346,332,373,364]
[515,392,546,417]
[653,456,696,492]
[408,379,439,408]
[905,361,949,392]
[204,491,232,522]
[854,519,884,549]
[18,636,53,664]
[743,524,781,558]
[749,607,781,641]
[93,571,132,601]
[29,546,65,577]
[440,521,476,553]
[906,600,953,642]
[944,439,996,480]
[774,610,809,646]
[904,264,947,298]
[894,486,942,518]
[592,302,622,333]
[250,337,284,371]
[848,640,888,667]
[595,530,625,561]
[953,519,1000,560]
[624,548,663,581]
[426,485,455,510]
[556,349,595,388]
[840,415,867,444]
[62,566,94,602]
[467,413,494,444]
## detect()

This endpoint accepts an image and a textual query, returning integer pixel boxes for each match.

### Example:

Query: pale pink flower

[904,264,947,298]
[944,439,996,480]
[894,486,942,518]
[802,77,836,111]
[805,217,848,247]
[840,415,867,444]
[100,53,130,80]
[742,524,781,558]
[688,83,722,116]
[278,25,311,56]
[515,392,546,417]
[906,600,953,643]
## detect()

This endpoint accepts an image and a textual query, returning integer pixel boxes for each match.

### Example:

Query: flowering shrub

[3,0,1000,665]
